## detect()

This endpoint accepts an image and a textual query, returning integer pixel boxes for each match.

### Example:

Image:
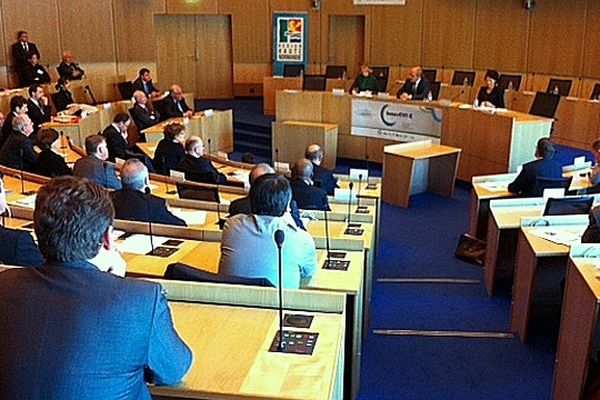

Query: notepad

[13,194,37,208]
[529,228,581,246]
[116,234,170,255]
[168,208,207,225]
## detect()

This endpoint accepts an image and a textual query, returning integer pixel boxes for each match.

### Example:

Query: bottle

[426,90,433,103]
[463,77,469,87]
[507,81,514,91]
[552,86,559,95]
[342,70,347,80]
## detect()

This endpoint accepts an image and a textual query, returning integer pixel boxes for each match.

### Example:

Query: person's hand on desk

[183,110,193,118]
[399,92,411,101]
[89,227,127,277]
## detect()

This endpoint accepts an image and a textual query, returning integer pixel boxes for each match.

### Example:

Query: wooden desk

[43,111,102,147]
[510,217,588,343]
[381,140,461,208]
[552,248,600,400]
[272,121,339,170]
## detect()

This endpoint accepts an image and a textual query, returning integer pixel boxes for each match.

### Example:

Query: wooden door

[328,16,365,79]
[195,15,233,99]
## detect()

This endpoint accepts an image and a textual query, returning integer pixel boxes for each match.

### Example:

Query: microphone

[274,229,285,351]
[207,138,212,157]
[356,174,363,212]
[275,148,280,173]
[144,187,155,255]
[450,87,465,103]
[346,181,353,225]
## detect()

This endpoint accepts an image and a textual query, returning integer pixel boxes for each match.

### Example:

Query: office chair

[422,69,437,83]
[451,70,475,86]
[325,65,347,79]
[543,196,594,216]
[497,74,522,91]
[428,82,441,100]
[532,176,573,197]
[302,75,327,91]
[371,66,389,93]
[283,64,304,78]
[546,79,572,96]
[176,182,220,202]
[117,81,135,100]
[164,262,274,287]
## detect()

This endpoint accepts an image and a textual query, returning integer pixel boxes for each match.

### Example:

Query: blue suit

[73,155,122,190]
[312,162,339,196]
[0,260,192,399]
[0,226,44,267]
[507,157,563,197]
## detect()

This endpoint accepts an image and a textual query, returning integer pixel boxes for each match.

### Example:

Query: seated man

[22,53,51,86]
[289,158,330,211]
[57,50,85,80]
[27,84,52,137]
[508,137,563,197]
[161,84,193,119]
[73,134,122,190]
[0,114,38,172]
[177,135,227,184]
[111,159,186,226]
[220,174,317,288]
[132,68,160,99]
[305,143,339,196]
[229,163,304,230]
[397,66,430,101]
[102,113,152,171]
[130,90,161,133]
[0,95,28,150]
[0,176,192,399]
[0,174,44,267]
[153,123,186,175]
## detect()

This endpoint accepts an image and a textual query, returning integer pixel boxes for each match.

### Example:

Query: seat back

[546,79,572,96]
[302,74,327,91]
[117,81,135,100]
[451,70,475,86]
[164,263,274,287]
[325,65,347,79]
[543,196,594,216]
[497,74,522,91]
[422,68,437,83]
[428,82,441,100]
[176,181,220,202]
[532,176,572,197]
[283,64,304,77]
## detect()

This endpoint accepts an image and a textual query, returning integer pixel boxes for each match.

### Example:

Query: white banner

[351,99,443,142]
[354,0,406,4]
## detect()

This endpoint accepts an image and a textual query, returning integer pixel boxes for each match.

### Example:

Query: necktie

[176,101,183,113]
[24,42,28,52]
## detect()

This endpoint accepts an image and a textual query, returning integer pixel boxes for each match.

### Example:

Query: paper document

[116,234,169,255]
[168,208,207,225]
[529,228,582,246]
[479,182,509,192]
[12,194,37,208]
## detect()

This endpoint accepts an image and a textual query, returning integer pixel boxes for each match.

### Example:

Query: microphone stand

[346,181,353,226]
[274,229,285,351]
[356,174,362,212]
[275,148,280,173]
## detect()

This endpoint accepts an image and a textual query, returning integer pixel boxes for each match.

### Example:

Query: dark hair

[34,176,114,262]
[9,95,27,112]
[113,112,130,124]
[84,134,105,155]
[485,69,500,82]
[163,123,184,140]
[17,30,27,38]
[28,84,42,97]
[35,128,59,150]
[55,77,69,90]
[250,174,291,217]
[241,152,255,164]
[536,137,555,159]
[138,68,150,76]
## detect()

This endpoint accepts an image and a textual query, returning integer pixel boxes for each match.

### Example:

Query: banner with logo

[272,13,308,76]
[351,99,443,142]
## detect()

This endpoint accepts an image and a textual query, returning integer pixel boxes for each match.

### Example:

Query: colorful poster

[272,13,308,76]
[351,98,443,142]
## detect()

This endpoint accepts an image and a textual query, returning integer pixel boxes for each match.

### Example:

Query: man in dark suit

[508,137,563,197]
[27,84,51,137]
[111,158,186,226]
[73,134,122,190]
[0,175,44,267]
[56,50,84,80]
[177,135,227,184]
[132,68,160,99]
[0,114,38,172]
[11,31,40,87]
[397,66,430,101]
[289,158,330,211]
[102,113,154,171]
[305,143,339,196]
[130,90,161,132]
[0,95,28,150]
[0,175,192,399]
[161,84,193,119]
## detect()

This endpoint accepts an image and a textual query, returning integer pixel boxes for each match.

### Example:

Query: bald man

[305,144,339,195]
[57,50,84,80]
[289,158,330,211]
[130,90,161,133]
[397,66,430,101]
[162,84,193,119]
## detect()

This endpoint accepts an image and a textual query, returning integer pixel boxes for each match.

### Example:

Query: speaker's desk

[263,77,349,115]
[510,217,588,343]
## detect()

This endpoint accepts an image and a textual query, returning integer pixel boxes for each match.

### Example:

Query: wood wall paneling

[422,0,476,69]
[219,0,270,63]
[165,0,218,14]
[113,0,160,62]
[328,16,365,79]
[473,0,529,72]
[195,16,233,98]
[582,1,600,78]
[528,0,586,76]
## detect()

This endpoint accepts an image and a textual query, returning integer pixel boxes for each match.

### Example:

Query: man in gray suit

[73,134,122,190]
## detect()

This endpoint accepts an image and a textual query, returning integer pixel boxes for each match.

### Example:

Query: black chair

[590,83,600,100]
[117,81,134,100]
[283,64,304,78]
[422,69,437,83]
[543,196,594,216]
[428,82,441,100]
[176,182,220,202]
[371,66,389,93]
[302,74,327,91]
[546,79,572,96]
[451,70,475,86]
[497,74,522,91]
[531,176,573,197]
[325,65,347,79]
[529,92,561,118]
[164,262,274,287]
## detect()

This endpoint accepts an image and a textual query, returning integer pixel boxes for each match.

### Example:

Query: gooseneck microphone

[356,174,363,212]
[274,229,285,350]
[207,138,212,157]
[144,187,155,255]
[275,148,280,173]
[347,181,354,225]
[324,209,331,264]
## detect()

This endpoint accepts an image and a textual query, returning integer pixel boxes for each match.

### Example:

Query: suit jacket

[27,98,52,135]
[130,103,160,131]
[11,41,40,86]
[0,132,38,172]
[397,78,431,100]
[102,125,138,162]
[477,86,505,108]
[0,260,192,399]
[153,139,185,175]
[132,78,159,98]
[110,188,186,226]
[73,155,122,190]
[507,158,563,197]
[57,61,84,80]
[53,88,74,112]
[35,148,72,178]
[312,162,339,196]
[0,226,44,267]
[289,178,330,211]
[161,97,191,119]
[177,154,227,184]
[22,64,51,87]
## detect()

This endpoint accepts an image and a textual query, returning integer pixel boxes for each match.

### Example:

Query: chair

[325,65,347,79]
[428,82,441,100]
[176,181,220,202]
[451,70,475,86]
[531,176,572,197]
[497,74,522,91]
[422,69,437,83]
[151,98,169,122]
[117,81,134,100]
[529,91,561,118]
[371,66,389,93]
[164,262,274,287]
[302,74,327,91]
[543,196,594,216]
[283,64,304,78]
[546,79,572,96]
[590,83,600,100]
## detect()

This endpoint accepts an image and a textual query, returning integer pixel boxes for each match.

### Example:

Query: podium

[272,120,338,169]
[382,140,461,208]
